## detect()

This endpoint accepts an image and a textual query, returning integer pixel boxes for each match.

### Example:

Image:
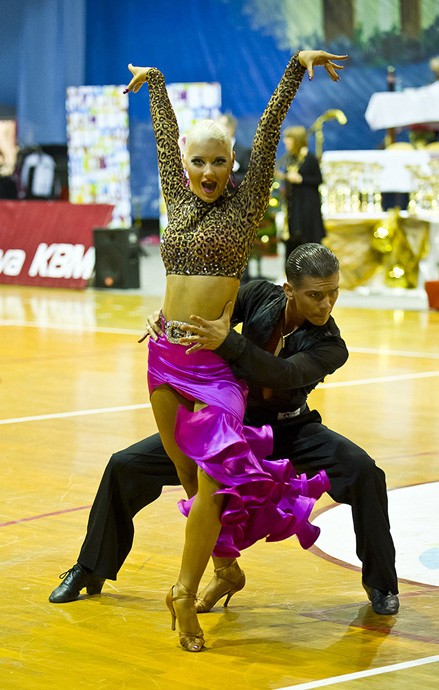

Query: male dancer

[49,244,399,615]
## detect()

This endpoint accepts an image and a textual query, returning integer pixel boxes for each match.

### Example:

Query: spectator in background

[217,113,251,186]
[16,147,58,199]
[276,126,326,270]
[0,149,18,199]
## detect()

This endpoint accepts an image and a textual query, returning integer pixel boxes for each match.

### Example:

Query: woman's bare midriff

[163,274,240,323]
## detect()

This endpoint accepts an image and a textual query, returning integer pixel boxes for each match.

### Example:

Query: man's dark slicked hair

[285,243,339,287]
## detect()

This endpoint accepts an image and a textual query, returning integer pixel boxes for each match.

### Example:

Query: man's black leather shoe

[49,563,105,603]
[362,581,399,615]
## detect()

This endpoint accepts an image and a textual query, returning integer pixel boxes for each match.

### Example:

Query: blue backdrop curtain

[1,0,438,218]
[0,0,86,145]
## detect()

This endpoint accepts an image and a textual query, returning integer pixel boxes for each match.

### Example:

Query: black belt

[276,405,306,420]
[247,403,307,426]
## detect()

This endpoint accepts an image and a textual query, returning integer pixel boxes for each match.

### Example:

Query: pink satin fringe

[148,335,330,558]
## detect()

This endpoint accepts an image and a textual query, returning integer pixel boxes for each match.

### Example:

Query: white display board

[66,85,131,228]
[365,81,439,130]
[322,149,432,192]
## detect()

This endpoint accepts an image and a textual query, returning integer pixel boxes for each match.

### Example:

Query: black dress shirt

[214,280,348,423]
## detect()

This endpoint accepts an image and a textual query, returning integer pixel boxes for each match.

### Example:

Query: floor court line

[1,369,438,425]
[0,505,92,527]
[0,486,183,528]
[2,320,439,361]
[0,320,140,335]
[349,346,439,360]
[320,371,439,388]
[0,403,151,425]
[279,655,439,690]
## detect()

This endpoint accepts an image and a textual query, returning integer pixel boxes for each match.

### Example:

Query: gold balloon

[371,222,393,254]
[385,264,408,288]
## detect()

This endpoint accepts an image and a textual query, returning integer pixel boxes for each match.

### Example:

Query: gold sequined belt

[160,311,193,344]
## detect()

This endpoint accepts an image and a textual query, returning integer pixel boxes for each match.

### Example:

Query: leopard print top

[146,54,306,279]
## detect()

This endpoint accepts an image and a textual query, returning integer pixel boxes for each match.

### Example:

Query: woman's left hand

[298,50,348,81]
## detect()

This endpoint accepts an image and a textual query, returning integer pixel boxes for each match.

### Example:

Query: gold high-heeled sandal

[195,561,246,613]
[166,581,205,652]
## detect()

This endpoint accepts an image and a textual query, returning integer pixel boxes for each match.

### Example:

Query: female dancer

[276,125,326,263]
[124,50,346,652]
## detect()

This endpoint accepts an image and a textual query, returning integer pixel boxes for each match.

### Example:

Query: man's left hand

[179,301,233,354]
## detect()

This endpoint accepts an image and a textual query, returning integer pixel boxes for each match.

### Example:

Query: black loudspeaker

[93,228,140,289]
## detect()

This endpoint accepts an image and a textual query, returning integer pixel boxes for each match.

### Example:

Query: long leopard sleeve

[145,68,184,205]
[238,53,306,224]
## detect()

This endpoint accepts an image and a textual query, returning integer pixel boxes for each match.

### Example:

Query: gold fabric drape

[323,209,430,289]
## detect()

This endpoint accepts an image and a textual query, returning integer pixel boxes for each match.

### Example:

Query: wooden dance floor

[1,281,438,689]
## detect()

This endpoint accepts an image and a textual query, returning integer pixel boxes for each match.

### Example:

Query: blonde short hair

[183,119,233,155]
[283,126,308,149]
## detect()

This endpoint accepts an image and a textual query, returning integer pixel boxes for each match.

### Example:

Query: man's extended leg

[270,411,399,614]
[49,434,178,602]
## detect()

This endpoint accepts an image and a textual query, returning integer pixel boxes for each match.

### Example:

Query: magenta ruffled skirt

[148,334,330,558]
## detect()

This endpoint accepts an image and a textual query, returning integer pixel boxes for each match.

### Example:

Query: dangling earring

[182,170,190,188]
[229,172,237,188]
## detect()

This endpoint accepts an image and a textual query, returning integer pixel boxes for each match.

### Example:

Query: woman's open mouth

[201,181,218,195]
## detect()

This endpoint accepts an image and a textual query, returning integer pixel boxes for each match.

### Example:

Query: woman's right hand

[138,309,162,343]
[124,64,152,93]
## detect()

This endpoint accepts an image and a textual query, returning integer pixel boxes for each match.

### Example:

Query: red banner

[0,201,114,288]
